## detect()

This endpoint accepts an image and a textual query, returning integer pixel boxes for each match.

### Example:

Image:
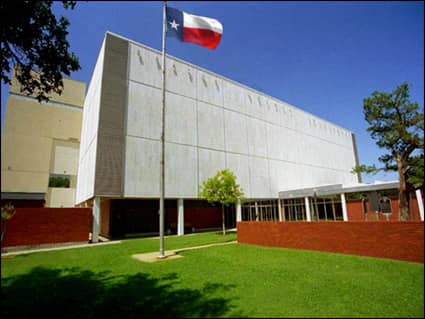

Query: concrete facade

[1,69,86,207]
[76,32,359,206]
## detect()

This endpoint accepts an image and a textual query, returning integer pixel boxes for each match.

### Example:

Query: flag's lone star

[169,19,179,30]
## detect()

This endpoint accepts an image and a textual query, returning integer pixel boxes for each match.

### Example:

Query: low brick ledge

[237,221,424,263]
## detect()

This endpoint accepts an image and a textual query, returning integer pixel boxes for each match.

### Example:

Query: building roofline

[1,192,45,200]
[105,31,354,135]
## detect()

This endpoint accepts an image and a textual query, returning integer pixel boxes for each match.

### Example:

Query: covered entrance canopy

[277,180,421,222]
[278,180,400,199]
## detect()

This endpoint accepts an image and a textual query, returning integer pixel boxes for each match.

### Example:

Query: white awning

[278,180,399,199]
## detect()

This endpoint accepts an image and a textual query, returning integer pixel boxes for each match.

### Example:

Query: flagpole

[159,0,167,258]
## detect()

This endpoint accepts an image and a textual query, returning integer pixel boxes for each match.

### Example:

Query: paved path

[1,240,121,257]
[2,240,237,260]
[132,240,237,263]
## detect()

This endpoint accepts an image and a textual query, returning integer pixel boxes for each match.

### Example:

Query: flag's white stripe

[183,12,223,34]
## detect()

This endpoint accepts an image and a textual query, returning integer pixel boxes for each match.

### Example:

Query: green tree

[406,154,424,188]
[48,176,70,188]
[354,83,424,220]
[199,169,244,235]
[1,202,16,243]
[0,1,80,102]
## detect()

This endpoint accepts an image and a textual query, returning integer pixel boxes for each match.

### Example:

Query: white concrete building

[76,32,360,240]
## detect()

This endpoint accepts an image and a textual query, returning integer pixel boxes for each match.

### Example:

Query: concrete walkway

[132,240,237,263]
[1,239,121,257]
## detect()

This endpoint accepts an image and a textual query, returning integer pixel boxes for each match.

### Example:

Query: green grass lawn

[1,231,423,318]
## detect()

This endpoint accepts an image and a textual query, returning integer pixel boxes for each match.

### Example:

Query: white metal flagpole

[159,0,167,258]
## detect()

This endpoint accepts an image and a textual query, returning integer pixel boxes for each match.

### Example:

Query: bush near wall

[1,208,92,248]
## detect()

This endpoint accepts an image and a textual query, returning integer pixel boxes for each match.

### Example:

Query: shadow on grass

[1,267,235,318]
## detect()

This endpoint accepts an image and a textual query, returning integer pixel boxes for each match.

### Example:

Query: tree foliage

[406,153,424,187]
[48,176,70,188]
[356,82,424,220]
[0,1,80,102]
[1,202,16,221]
[199,169,244,235]
[1,202,16,243]
[351,164,380,176]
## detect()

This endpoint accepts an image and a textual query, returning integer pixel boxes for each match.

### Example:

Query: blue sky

[1,1,423,183]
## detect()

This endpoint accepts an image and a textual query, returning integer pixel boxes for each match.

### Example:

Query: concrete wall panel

[262,98,276,124]
[272,160,306,192]
[166,59,197,99]
[46,188,76,207]
[197,71,223,107]
[1,171,48,193]
[76,142,96,202]
[246,93,265,119]
[249,157,271,198]
[10,70,85,108]
[198,148,226,188]
[223,81,246,114]
[76,39,104,204]
[247,117,267,158]
[267,99,282,126]
[129,44,162,88]
[51,144,79,175]
[224,110,249,155]
[127,82,161,140]
[266,124,284,161]
[94,33,128,196]
[124,136,159,197]
[1,134,52,175]
[197,101,225,151]
[3,98,82,141]
[165,143,198,197]
[165,92,197,146]
[226,153,251,198]
[269,160,294,194]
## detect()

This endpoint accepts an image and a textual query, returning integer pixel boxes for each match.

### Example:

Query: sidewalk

[1,238,121,257]
[2,230,237,257]
[132,240,237,263]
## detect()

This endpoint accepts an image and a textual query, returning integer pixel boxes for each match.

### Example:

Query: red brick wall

[347,195,421,221]
[185,207,222,229]
[237,221,424,263]
[167,207,222,230]
[2,208,92,247]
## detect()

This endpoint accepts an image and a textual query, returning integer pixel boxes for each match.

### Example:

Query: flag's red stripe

[183,27,222,50]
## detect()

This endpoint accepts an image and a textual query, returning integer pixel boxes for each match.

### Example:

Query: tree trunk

[398,160,410,221]
[1,222,6,244]
[222,204,226,235]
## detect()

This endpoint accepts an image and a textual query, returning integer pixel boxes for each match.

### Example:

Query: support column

[278,199,282,221]
[236,198,242,222]
[255,201,259,221]
[305,197,311,222]
[92,197,101,243]
[416,189,424,221]
[341,193,348,221]
[177,199,184,236]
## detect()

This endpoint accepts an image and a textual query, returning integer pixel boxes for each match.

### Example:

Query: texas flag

[166,6,223,50]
